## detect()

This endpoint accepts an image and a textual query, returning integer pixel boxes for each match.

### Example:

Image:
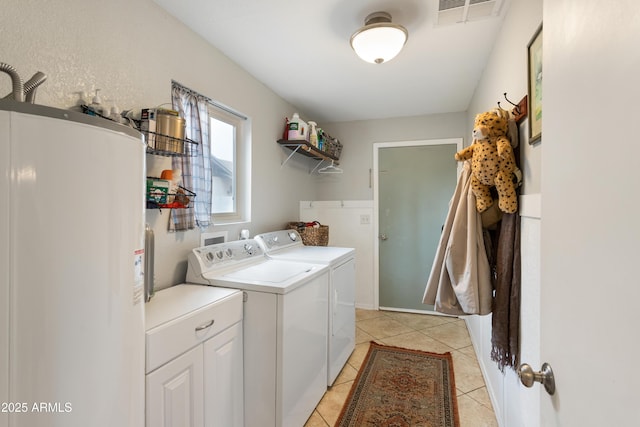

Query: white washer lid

[265,245,355,266]
[207,259,328,294]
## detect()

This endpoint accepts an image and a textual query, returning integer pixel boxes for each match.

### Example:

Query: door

[146,346,204,427]
[535,2,640,425]
[203,322,244,427]
[374,139,461,312]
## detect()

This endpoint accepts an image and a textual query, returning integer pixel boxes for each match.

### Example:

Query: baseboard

[355,303,376,310]
[463,317,505,427]
[379,306,458,317]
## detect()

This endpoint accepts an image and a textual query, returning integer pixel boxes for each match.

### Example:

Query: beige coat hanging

[423,161,493,315]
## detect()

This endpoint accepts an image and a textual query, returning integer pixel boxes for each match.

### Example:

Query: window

[208,104,250,224]
[210,117,235,214]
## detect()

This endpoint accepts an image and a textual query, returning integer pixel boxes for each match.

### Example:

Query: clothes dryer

[186,239,328,427]
[255,229,355,386]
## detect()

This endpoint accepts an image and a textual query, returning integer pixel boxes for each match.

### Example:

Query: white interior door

[535,2,640,425]
[374,139,461,312]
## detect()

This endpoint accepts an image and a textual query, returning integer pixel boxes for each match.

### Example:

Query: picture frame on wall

[527,24,543,144]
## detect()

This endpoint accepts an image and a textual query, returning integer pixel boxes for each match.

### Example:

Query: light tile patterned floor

[304,309,498,427]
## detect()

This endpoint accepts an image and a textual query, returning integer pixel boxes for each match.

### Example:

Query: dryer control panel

[255,229,303,252]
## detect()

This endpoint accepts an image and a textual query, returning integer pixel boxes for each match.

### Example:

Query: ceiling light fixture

[350,11,408,64]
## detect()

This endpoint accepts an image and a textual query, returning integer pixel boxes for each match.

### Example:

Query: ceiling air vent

[437,0,505,25]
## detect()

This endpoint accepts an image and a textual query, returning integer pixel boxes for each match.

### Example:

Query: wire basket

[144,131,198,157]
[286,222,329,246]
[326,138,342,160]
[146,186,195,210]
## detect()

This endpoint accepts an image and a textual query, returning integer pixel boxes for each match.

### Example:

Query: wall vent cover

[439,0,467,11]
[438,0,504,25]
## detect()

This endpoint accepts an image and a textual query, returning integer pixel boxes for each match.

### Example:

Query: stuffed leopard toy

[455,108,518,214]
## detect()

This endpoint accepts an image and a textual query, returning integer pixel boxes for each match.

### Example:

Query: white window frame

[207,104,251,225]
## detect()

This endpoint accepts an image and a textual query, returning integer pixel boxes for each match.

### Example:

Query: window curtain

[169,82,212,231]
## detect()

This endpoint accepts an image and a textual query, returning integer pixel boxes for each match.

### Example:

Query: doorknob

[379,234,388,241]
[518,362,556,395]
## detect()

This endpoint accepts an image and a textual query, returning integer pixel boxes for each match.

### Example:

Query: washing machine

[186,239,329,427]
[255,229,355,386]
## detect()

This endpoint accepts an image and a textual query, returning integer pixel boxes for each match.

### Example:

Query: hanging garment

[423,161,493,315]
[489,212,521,371]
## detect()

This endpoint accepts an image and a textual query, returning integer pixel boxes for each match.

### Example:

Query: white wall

[300,201,375,309]
[0,0,321,290]
[467,1,542,196]
[463,0,543,426]
[320,112,467,201]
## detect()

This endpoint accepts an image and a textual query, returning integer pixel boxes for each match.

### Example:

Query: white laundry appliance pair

[254,229,356,386]
[186,239,329,427]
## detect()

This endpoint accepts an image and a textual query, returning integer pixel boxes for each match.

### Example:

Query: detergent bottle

[287,113,308,140]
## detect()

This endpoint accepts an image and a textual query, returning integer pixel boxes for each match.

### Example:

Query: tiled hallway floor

[304,309,498,427]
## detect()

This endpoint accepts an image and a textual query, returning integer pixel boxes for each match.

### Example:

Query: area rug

[336,342,459,427]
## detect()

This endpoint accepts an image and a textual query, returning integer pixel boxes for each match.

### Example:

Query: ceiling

[153,0,510,123]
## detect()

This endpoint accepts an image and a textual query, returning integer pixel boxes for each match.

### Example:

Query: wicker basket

[286,222,329,246]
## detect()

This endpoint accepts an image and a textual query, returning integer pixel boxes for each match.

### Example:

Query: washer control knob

[225,248,233,258]
[206,251,214,262]
[216,250,224,260]
[244,244,254,255]
[288,232,297,241]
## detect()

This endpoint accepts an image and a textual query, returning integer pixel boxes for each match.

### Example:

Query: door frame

[372,138,463,311]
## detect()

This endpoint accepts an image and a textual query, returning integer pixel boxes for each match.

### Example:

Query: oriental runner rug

[336,342,459,427]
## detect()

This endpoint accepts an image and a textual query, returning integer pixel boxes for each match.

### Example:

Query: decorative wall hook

[498,92,528,123]
[503,92,520,114]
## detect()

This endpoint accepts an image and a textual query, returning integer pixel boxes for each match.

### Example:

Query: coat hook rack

[498,92,528,123]
[504,92,520,113]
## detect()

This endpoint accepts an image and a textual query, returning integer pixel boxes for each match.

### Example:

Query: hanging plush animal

[455,108,518,213]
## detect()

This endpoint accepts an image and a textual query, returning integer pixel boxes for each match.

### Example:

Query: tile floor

[304,309,498,427]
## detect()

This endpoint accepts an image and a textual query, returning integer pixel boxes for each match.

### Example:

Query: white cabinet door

[146,346,204,427]
[203,322,243,427]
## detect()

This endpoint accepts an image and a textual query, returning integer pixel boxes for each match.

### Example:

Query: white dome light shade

[350,12,408,64]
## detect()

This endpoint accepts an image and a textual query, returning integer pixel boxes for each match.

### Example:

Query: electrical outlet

[360,214,370,225]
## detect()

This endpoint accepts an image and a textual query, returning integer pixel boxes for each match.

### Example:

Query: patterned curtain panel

[169,83,213,231]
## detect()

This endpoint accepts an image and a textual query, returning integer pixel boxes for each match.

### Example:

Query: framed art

[527,24,543,144]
